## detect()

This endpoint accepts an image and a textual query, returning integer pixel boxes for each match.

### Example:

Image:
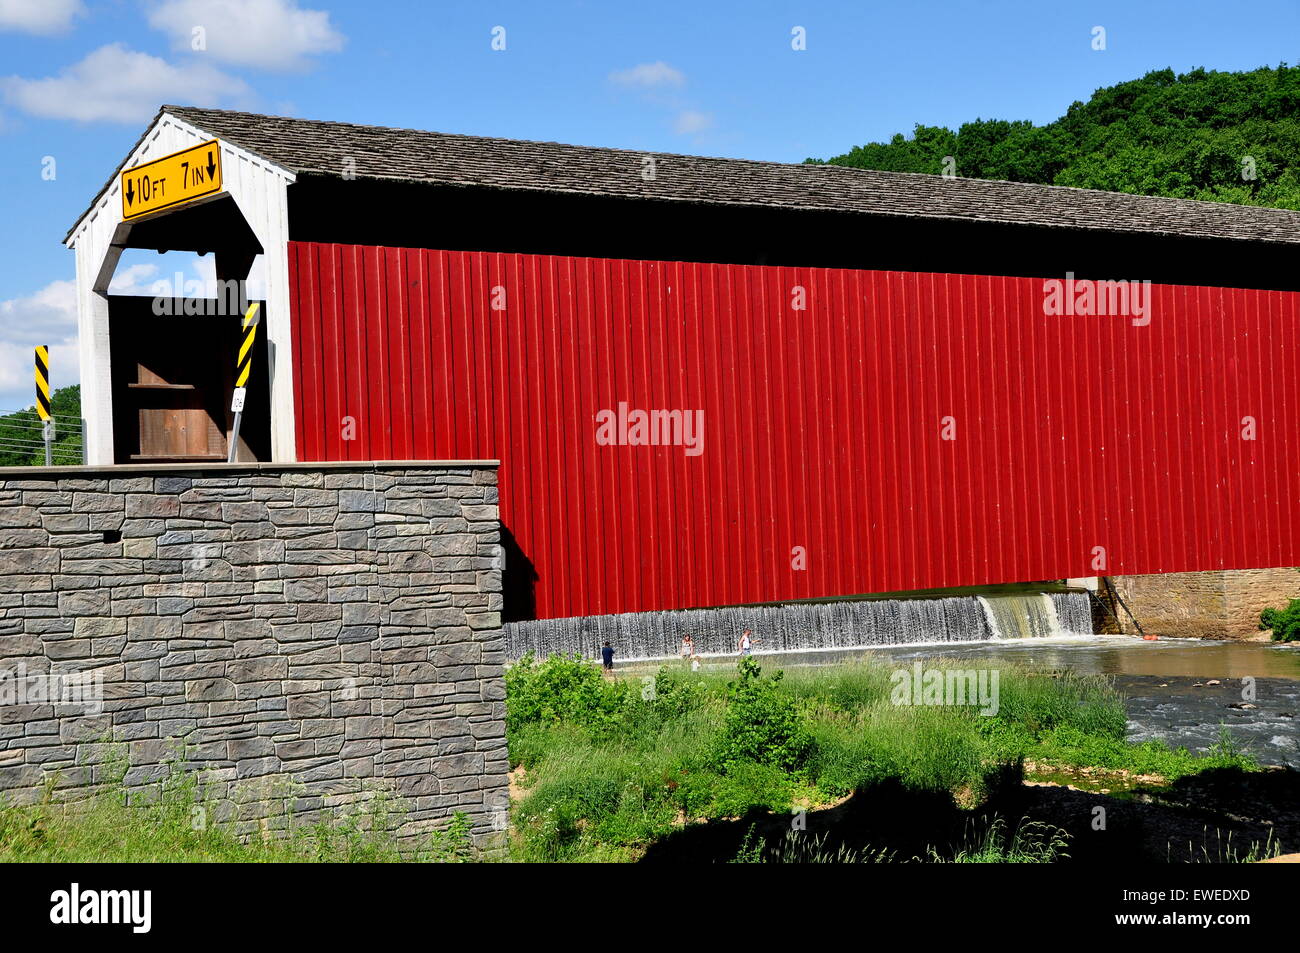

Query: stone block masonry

[0,461,508,845]
[1110,568,1300,639]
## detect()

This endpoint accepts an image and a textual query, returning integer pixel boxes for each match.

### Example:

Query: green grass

[1168,827,1283,863]
[505,654,1263,862]
[3,654,1267,863]
[729,815,1070,863]
[0,759,476,863]
[1026,723,1257,782]
[934,816,1072,863]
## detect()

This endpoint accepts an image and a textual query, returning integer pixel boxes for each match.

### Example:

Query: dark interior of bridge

[287,174,1300,292]
[104,195,269,464]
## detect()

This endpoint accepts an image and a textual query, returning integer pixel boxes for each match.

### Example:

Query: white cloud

[108,263,161,295]
[0,278,78,412]
[609,61,685,89]
[610,62,716,139]
[0,0,85,35]
[0,253,270,411]
[178,250,266,299]
[147,0,345,71]
[673,110,714,136]
[2,43,251,123]
[110,250,267,302]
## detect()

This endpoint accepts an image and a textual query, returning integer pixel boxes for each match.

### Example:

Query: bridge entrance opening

[100,196,269,463]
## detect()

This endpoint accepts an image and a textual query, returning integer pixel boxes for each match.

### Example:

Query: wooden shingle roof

[81,104,1300,245]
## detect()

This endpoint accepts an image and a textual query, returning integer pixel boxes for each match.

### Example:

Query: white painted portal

[65,111,298,464]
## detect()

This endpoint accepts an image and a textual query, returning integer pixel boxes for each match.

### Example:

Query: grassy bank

[506,654,1260,862]
[0,756,475,863]
[0,654,1266,863]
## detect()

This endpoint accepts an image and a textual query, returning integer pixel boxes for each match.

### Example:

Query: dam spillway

[504,590,1095,662]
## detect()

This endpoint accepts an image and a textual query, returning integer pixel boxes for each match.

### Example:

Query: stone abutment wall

[0,461,508,844]
[1110,568,1300,639]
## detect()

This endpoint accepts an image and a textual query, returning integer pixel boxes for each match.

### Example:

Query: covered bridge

[66,105,1300,623]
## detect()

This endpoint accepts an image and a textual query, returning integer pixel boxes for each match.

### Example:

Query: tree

[810,64,1300,211]
[0,385,83,466]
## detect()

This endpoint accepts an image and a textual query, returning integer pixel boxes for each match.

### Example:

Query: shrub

[504,653,630,735]
[1260,598,1300,641]
[503,653,1252,862]
[648,666,711,719]
[712,657,814,772]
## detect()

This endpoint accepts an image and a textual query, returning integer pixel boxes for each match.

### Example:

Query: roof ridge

[160,104,1300,219]
[67,104,1300,246]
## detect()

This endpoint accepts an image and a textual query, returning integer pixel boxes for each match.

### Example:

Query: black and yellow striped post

[35,345,53,464]
[227,303,261,463]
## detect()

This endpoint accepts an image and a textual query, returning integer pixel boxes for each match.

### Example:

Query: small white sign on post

[230,387,246,413]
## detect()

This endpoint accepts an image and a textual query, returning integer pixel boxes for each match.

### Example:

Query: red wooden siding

[288,242,1300,620]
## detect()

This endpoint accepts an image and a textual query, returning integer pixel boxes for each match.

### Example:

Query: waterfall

[1050,590,1094,635]
[504,589,1096,661]
[977,593,1062,640]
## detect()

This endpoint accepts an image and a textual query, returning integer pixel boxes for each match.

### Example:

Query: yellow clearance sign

[120,139,223,220]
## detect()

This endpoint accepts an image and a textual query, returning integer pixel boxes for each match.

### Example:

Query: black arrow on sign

[125,178,135,206]
[206,151,216,181]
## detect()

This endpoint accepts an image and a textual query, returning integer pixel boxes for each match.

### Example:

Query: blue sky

[2,0,1299,411]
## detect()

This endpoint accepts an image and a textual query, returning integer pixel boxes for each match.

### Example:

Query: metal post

[35,345,52,465]
[227,302,260,464]
[1100,576,1146,637]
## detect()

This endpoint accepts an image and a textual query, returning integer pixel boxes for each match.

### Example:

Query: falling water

[504,590,1095,662]
[1050,590,1095,636]
[977,593,1062,640]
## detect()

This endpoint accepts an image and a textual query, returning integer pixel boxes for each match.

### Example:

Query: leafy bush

[648,666,711,719]
[504,655,717,748]
[504,653,631,735]
[712,657,814,772]
[1260,598,1300,641]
